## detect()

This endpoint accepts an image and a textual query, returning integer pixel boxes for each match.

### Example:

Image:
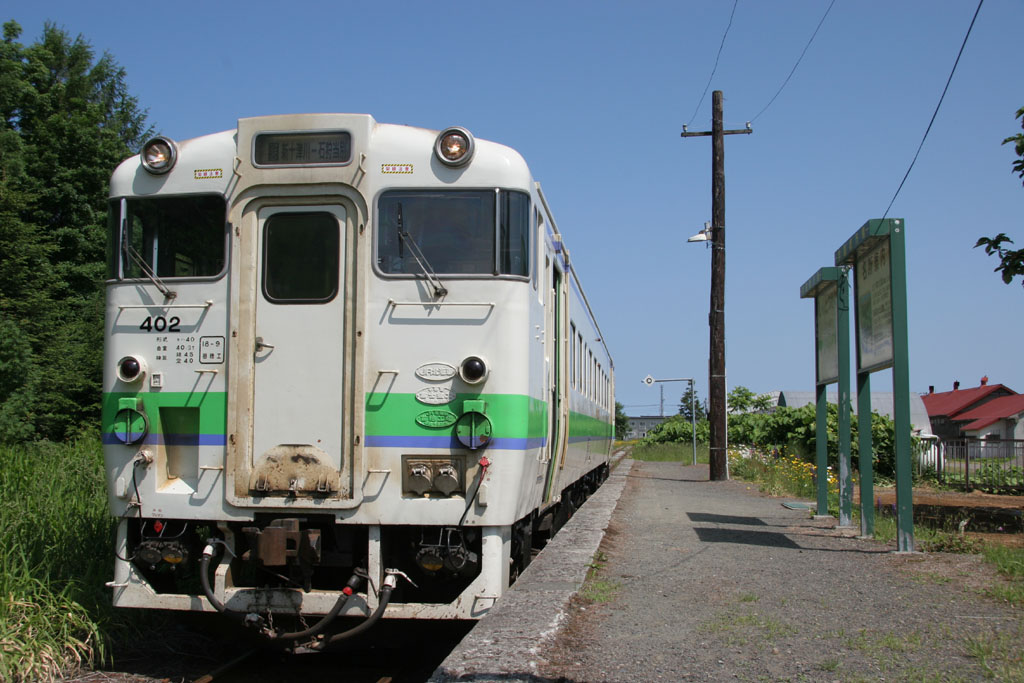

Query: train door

[543,258,567,503]
[249,205,348,496]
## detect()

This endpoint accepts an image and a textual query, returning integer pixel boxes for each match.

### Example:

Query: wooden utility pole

[681,90,751,481]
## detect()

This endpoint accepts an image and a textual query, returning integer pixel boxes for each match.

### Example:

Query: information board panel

[855,240,893,372]
[814,282,839,385]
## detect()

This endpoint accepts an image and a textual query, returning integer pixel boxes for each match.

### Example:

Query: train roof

[109,114,532,198]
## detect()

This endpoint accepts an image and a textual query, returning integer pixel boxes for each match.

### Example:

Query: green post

[815,384,829,516]
[857,371,874,536]
[836,268,853,527]
[888,220,914,552]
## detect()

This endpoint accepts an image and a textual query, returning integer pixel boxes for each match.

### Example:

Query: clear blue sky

[14,0,1023,416]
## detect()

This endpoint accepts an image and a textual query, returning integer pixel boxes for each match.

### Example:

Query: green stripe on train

[101,392,228,435]
[366,392,612,440]
[100,390,611,440]
[366,392,547,439]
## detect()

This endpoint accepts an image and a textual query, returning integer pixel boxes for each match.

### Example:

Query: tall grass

[729,449,837,506]
[631,441,710,463]
[0,440,114,681]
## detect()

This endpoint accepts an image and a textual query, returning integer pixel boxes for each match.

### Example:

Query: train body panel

[102,114,613,628]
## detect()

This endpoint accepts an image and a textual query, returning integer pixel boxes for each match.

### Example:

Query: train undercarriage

[111,462,610,644]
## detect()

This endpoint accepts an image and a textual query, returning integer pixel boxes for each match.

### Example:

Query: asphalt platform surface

[432,457,1024,682]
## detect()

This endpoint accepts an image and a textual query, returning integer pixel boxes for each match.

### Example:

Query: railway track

[71,618,473,683]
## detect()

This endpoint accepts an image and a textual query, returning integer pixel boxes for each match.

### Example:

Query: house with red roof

[954,394,1024,440]
[920,377,1016,440]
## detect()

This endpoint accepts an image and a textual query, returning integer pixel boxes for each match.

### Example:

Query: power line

[686,0,739,127]
[750,0,836,123]
[882,0,984,219]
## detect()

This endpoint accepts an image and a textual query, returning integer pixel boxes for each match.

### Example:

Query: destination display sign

[253,131,352,166]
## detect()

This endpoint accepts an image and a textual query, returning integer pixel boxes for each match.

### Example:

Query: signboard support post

[857,371,874,537]
[889,220,914,551]
[836,268,854,527]
[814,384,829,517]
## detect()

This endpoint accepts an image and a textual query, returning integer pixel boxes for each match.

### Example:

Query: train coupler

[241,518,321,592]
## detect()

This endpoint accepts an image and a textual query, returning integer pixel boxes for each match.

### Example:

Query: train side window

[262,212,340,303]
[577,332,583,393]
[499,191,529,277]
[532,208,541,291]
[589,350,594,400]
[535,209,546,298]
[570,322,577,389]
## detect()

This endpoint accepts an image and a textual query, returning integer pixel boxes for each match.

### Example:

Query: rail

[919,437,1024,493]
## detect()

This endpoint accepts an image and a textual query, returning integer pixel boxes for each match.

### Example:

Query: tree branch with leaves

[974,106,1024,288]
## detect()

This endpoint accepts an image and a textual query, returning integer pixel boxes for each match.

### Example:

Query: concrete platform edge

[429,452,634,682]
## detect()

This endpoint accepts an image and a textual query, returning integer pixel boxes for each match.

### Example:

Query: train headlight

[140,136,178,175]
[459,356,488,384]
[434,127,475,167]
[117,355,147,383]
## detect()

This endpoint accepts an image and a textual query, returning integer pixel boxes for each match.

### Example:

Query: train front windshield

[377,190,529,277]
[107,195,227,280]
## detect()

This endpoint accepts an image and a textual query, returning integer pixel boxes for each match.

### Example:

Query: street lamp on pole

[643,375,697,466]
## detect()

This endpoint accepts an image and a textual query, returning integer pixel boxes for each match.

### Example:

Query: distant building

[955,394,1024,440]
[626,416,668,440]
[922,378,1019,440]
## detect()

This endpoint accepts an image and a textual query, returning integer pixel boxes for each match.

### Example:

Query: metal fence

[918,438,1024,493]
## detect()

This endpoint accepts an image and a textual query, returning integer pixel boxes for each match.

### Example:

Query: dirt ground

[868,485,1024,510]
[868,484,1024,545]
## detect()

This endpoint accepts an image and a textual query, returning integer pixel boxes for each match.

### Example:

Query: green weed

[964,622,1024,681]
[818,657,840,672]
[0,440,115,681]
[700,611,796,644]
[579,550,620,603]
[631,442,709,463]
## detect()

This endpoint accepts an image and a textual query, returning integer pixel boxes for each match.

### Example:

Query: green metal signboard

[800,267,853,527]
[835,218,913,552]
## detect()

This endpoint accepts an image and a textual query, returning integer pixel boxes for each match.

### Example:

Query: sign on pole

[800,267,853,526]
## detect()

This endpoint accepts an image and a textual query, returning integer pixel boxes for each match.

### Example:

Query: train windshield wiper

[121,216,176,300]
[397,202,448,299]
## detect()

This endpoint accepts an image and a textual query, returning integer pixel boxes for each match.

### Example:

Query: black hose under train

[316,585,394,649]
[199,545,371,644]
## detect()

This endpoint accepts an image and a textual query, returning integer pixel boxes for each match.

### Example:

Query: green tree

[614,401,629,440]
[677,384,704,421]
[727,385,773,414]
[0,21,149,441]
[975,106,1024,288]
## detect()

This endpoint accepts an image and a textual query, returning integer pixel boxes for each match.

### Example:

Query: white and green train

[103,114,613,640]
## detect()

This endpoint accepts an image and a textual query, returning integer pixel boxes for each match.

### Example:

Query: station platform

[431,455,1023,682]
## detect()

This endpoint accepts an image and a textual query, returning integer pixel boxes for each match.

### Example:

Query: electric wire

[686,0,739,127]
[881,0,984,220]
[750,0,836,123]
